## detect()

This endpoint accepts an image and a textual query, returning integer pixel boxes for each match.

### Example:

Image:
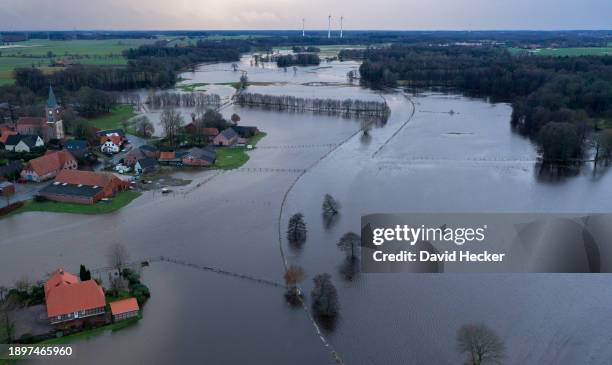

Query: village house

[63,139,89,158]
[20,150,77,182]
[44,268,106,329]
[213,128,239,146]
[158,151,187,166]
[0,125,17,145]
[232,126,259,139]
[100,135,123,154]
[135,157,159,174]
[110,298,140,322]
[39,169,129,204]
[182,147,216,167]
[15,86,65,142]
[184,123,220,143]
[124,145,160,167]
[4,134,44,152]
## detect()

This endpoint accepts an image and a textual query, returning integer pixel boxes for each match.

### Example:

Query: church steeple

[47,86,58,109]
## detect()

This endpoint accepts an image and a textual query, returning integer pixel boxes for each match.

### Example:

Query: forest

[353,45,612,162]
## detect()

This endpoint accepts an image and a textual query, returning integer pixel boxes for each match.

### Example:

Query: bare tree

[457,323,505,365]
[337,232,360,260]
[283,265,306,303]
[108,243,130,272]
[135,115,155,138]
[161,108,184,147]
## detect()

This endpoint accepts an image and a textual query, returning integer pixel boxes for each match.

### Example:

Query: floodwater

[3,56,612,364]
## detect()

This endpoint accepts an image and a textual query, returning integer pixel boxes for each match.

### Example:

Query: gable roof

[125,148,145,160]
[0,130,17,144]
[6,134,41,148]
[55,169,120,189]
[16,117,45,126]
[110,297,140,315]
[219,128,238,140]
[64,140,88,150]
[159,151,176,160]
[185,147,216,163]
[137,157,158,169]
[25,151,75,176]
[100,135,123,146]
[45,279,105,318]
[203,128,219,136]
[44,268,79,296]
[97,129,125,137]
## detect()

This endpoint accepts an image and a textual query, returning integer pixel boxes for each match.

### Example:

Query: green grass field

[214,132,267,170]
[509,47,612,57]
[9,191,141,217]
[0,38,155,84]
[86,105,137,131]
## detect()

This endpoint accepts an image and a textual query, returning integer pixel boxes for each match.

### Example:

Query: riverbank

[213,132,267,170]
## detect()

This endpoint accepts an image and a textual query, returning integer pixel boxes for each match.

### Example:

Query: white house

[100,138,121,154]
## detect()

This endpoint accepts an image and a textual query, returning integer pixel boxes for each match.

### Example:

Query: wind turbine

[328,14,332,39]
[340,16,344,38]
[302,18,305,37]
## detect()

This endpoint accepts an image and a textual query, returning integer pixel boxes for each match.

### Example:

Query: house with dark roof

[39,169,129,204]
[182,147,216,167]
[4,134,44,152]
[63,139,89,158]
[124,145,160,167]
[21,150,77,182]
[138,145,160,158]
[213,128,238,146]
[44,268,106,328]
[231,126,259,139]
[135,157,159,175]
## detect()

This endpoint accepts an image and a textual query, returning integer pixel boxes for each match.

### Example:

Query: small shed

[110,298,140,322]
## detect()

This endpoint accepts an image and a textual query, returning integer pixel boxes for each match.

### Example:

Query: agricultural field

[0,38,155,84]
[508,46,612,57]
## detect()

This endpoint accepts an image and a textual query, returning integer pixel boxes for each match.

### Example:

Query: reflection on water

[3,57,612,365]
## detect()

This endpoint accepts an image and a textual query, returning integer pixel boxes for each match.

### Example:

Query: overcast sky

[1,0,611,31]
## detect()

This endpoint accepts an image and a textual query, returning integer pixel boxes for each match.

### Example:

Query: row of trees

[275,54,321,68]
[146,92,221,108]
[236,92,390,118]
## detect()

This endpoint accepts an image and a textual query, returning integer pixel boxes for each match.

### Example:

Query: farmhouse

[158,151,186,166]
[135,157,159,174]
[232,126,259,139]
[20,150,77,182]
[4,134,44,152]
[124,145,160,167]
[213,128,239,146]
[110,298,140,322]
[182,147,216,167]
[39,169,129,204]
[44,268,106,329]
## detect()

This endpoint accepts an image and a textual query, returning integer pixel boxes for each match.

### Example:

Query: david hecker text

[372,250,506,262]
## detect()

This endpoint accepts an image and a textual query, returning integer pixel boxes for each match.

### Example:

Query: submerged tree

[283,265,306,304]
[108,243,130,272]
[311,274,339,318]
[322,194,340,218]
[79,264,92,281]
[337,232,361,260]
[287,213,307,245]
[457,323,505,365]
[230,113,241,125]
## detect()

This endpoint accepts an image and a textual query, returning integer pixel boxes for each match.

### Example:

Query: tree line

[355,44,612,163]
[235,92,390,118]
[146,92,221,108]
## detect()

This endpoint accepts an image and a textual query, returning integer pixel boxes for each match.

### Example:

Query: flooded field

[2,55,612,364]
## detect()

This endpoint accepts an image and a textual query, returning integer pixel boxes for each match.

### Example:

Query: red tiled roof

[0,130,17,144]
[110,297,139,315]
[25,151,75,176]
[100,135,123,146]
[44,269,105,318]
[44,268,78,296]
[203,128,219,136]
[55,169,121,189]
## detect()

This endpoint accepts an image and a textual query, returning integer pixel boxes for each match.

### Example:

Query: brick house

[110,298,140,322]
[44,268,106,329]
[39,170,129,204]
[20,150,77,182]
